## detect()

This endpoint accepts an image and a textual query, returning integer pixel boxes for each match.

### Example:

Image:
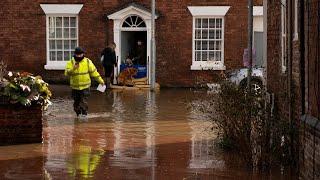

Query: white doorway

[107,4,158,85]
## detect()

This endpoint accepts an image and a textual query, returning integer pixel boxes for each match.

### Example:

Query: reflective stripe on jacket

[65,57,104,90]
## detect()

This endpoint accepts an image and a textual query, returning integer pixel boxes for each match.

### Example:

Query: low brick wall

[0,104,43,145]
[300,115,320,180]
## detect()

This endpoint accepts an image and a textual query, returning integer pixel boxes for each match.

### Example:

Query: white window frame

[188,6,230,71]
[293,0,299,41]
[281,0,287,73]
[40,4,83,70]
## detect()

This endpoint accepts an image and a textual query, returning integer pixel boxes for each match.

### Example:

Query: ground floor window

[281,0,287,73]
[48,16,78,62]
[40,4,83,70]
[188,6,230,70]
[194,18,223,63]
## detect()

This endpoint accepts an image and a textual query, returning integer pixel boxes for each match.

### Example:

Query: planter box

[0,103,43,146]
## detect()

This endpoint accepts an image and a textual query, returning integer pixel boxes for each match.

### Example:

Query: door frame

[108,5,158,85]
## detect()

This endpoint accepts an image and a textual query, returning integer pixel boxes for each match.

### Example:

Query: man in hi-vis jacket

[65,47,104,119]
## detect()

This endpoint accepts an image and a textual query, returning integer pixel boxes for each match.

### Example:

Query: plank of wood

[110,83,160,90]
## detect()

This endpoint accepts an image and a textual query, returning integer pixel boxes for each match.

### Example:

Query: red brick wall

[267,0,302,171]
[0,1,262,87]
[304,0,320,118]
[300,1,320,179]
[300,115,320,180]
[0,104,43,145]
[267,0,292,121]
[268,0,320,178]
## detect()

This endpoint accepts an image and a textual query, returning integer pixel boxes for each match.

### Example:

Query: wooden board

[133,77,147,83]
[110,83,160,90]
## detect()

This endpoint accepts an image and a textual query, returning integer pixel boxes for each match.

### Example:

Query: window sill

[191,64,226,71]
[44,64,65,70]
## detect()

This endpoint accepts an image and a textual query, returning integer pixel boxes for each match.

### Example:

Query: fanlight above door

[122,15,146,28]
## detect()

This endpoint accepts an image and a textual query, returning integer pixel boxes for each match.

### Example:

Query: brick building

[0,0,263,87]
[266,0,319,179]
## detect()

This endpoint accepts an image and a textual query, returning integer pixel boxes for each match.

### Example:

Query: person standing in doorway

[129,40,146,65]
[101,42,117,88]
[65,47,105,119]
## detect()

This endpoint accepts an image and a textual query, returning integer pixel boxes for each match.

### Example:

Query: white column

[146,20,152,85]
[113,21,121,84]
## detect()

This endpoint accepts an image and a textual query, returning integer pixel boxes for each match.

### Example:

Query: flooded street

[0,86,295,179]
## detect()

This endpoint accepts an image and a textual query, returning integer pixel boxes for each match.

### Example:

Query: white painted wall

[253,16,264,32]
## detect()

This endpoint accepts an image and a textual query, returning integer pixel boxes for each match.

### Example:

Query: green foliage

[0,71,52,109]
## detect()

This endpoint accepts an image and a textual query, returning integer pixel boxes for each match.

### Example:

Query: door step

[110,83,160,90]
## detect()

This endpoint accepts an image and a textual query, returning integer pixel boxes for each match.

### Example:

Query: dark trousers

[104,65,114,78]
[72,88,90,116]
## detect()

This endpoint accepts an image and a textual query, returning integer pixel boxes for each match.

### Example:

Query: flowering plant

[0,71,52,109]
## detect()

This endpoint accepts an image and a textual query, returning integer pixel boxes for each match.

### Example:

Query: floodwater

[0,85,296,180]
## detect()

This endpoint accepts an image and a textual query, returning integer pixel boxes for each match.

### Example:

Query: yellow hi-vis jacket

[65,57,104,90]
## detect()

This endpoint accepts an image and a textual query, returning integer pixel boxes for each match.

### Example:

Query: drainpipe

[299,0,306,169]
[247,0,253,90]
[300,0,305,115]
[105,17,109,45]
[287,0,293,162]
[151,0,156,91]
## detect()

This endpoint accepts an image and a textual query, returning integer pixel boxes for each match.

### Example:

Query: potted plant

[0,62,52,145]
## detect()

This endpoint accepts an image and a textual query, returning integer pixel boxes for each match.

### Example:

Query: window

[122,15,146,28]
[40,4,83,70]
[281,0,287,73]
[48,16,78,62]
[194,18,223,62]
[293,0,299,40]
[188,6,230,70]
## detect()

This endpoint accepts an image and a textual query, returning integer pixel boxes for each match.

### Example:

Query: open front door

[107,4,158,85]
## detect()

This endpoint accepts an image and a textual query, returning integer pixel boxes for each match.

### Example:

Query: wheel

[240,79,263,95]
[251,79,262,94]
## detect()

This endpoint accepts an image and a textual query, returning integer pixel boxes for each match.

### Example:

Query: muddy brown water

[0,85,297,179]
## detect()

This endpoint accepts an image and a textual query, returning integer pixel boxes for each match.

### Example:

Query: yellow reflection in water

[67,145,104,178]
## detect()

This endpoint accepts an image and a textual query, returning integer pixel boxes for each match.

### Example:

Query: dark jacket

[129,45,146,65]
[101,47,116,67]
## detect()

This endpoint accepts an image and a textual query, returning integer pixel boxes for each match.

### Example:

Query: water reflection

[44,122,75,177]
[0,87,297,179]
[67,145,104,179]
[110,91,157,180]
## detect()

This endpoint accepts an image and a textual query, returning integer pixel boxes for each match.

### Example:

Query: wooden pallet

[110,84,160,90]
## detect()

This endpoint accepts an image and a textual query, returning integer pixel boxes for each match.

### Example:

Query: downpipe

[287,0,294,165]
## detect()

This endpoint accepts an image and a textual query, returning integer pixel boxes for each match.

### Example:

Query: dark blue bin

[120,64,147,79]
